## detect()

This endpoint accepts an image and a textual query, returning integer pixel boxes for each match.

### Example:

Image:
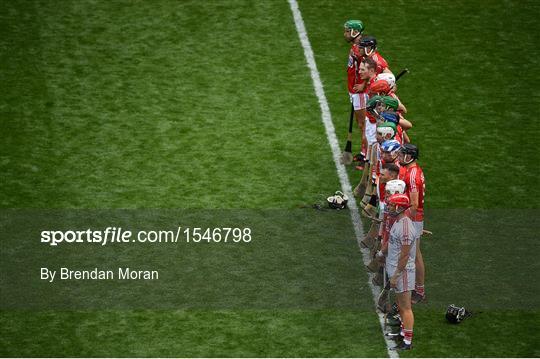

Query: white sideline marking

[287,0,398,357]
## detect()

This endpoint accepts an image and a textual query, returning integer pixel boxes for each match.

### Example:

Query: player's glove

[445,304,471,324]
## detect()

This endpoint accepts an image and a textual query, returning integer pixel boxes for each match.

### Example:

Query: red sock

[403,329,413,345]
[415,284,425,296]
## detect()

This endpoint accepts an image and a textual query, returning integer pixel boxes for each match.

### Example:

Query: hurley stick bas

[340,104,355,165]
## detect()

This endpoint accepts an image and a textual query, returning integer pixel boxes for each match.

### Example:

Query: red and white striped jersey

[387,216,417,269]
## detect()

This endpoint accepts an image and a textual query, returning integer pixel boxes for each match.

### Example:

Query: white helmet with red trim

[376,73,396,88]
[386,179,406,196]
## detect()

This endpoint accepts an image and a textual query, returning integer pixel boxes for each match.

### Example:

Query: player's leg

[412,221,426,303]
[354,142,373,197]
[349,93,366,165]
[361,120,378,190]
[354,121,377,197]
[414,241,425,293]
[393,269,415,350]
[364,118,378,148]
[395,291,414,348]
[361,143,378,216]
[353,107,366,143]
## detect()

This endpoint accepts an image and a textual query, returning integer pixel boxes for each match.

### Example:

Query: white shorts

[365,119,377,144]
[412,221,424,240]
[386,265,415,293]
[349,92,368,111]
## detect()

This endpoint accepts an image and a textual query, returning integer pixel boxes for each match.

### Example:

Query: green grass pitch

[1,0,539,357]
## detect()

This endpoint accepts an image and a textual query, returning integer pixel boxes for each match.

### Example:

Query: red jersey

[370,51,389,74]
[399,165,407,179]
[363,76,377,94]
[395,125,404,145]
[353,51,389,95]
[400,164,425,221]
[357,51,389,76]
[347,45,361,93]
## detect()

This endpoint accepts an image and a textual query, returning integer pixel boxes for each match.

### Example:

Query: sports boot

[391,341,412,351]
[411,291,426,304]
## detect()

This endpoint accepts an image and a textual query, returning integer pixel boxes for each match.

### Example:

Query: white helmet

[377,125,396,140]
[376,73,396,88]
[386,179,406,195]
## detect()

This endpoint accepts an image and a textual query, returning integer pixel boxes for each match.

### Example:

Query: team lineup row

[341,19,427,351]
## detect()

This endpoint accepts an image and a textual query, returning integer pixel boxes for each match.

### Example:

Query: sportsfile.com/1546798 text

[40,227,252,246]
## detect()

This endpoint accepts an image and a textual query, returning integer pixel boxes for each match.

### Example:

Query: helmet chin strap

[351,29,360,38]
[400,154,414,165]
[365,47,374,56]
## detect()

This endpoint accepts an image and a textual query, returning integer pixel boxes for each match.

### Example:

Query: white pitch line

[287,0,398,357]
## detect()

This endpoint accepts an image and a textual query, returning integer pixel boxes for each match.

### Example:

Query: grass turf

[300,1,540,356]
[0,310,387,357]
[1,0,539,357]
[302,0,540,209]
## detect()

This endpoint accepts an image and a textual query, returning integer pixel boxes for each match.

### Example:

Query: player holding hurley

[351,36,392,167]
[355,57,380,167]
[386,193,417,351]
[398,144,427,304]
[344,20,370,156]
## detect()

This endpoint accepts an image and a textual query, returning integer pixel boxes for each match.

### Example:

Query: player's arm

[397,97,407,113]
[353,82,367,92]
[408,170,421,218]
[396,244,411,272]
[383,67,393,74]
[398,114,413,130]
[403,131,410,143]
[409,191,419,218]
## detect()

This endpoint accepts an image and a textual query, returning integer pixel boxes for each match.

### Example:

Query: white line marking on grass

[287,0,398,357]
